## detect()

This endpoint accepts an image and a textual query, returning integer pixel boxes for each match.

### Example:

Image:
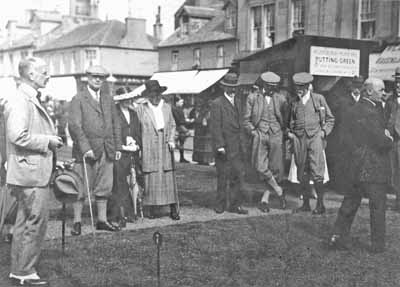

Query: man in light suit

[68,65,122,235]
[243,71,287,213]
[210,73,248,215]
[5,57,63,286]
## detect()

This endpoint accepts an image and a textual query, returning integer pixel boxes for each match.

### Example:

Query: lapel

[27,97,56,131]
[82,86,102,114]
[161,103,170,128]
[222,94,239,127]
[143,102,158,132]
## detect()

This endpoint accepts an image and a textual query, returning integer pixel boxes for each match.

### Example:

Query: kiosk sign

[310,46,360,77]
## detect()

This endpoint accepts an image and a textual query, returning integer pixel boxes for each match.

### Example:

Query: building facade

[238,0,400,54]
[34,18,159,93]
[158,0,237,72]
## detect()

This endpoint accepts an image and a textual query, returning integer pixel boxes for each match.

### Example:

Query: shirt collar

[87,85,99,99]
[19,82,39,100]
[224,92,234,104]
[300,90,311,104]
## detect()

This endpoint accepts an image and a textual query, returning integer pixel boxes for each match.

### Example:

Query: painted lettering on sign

[309,46,360,77]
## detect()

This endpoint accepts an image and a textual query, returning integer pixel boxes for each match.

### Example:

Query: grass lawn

[1,208,400,287]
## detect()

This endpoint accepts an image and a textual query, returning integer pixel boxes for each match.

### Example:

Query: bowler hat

[293,72,313,85]
[86,65,109,77]
[141,80,167,97]
[393,67,400,79]
[260,71,280,86]
[220,73,239,87]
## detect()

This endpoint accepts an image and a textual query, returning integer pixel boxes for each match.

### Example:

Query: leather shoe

[294,202,311,213]
[170,212,180,221]
[180,158,189,163]
[214,205,224,214]
[228,206,248,215]
[96,221,119,232]
[70,222,81,236]
[258,202,270,213]
[10,278,49,286]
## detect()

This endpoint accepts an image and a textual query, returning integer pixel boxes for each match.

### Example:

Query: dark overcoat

[68,86,122,162]
[349,97,392,184]
[209,92,244,160]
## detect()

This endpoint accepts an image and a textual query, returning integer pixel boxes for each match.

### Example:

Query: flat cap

[260,71,280,86]
[293,72,313,85]
[86,65,109,77]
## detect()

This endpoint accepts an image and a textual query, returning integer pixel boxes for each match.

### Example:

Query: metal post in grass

[153,231,163,287]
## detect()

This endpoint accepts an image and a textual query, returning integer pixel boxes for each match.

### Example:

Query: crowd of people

[0,56,398,285]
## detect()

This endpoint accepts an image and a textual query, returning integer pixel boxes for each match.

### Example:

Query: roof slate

[37,20,158,51]
[158,16,235,48]
[181,6,221,18]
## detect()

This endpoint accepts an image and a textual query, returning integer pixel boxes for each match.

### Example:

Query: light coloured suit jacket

[133,99,176,173]
[5,83,56,187]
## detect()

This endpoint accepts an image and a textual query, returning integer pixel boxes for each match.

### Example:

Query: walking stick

[82,156,96,239]
[61,202,66,254]
[170,149,180,214]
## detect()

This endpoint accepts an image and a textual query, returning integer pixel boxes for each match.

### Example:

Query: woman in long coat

[108,87,140,227]
[132,80,180,220]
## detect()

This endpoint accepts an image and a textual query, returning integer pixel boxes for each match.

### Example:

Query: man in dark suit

[68,65,122,235]
[288,73,335,214]
[330,78,392,253]
[210,73,248,215]
[386,67,400,211]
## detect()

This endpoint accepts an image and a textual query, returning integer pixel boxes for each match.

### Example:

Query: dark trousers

[333,183,387,249]
[215,153,245,209]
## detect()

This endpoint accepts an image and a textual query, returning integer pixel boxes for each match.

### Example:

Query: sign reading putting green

[309,46,360,77]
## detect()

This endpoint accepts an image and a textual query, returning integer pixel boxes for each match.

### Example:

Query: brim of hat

[220,81,239,87]
[141,86,167,96]
[113,92,136,101]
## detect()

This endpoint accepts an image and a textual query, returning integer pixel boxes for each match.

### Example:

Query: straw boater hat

[141,80,167,97]
[220,73,239,87]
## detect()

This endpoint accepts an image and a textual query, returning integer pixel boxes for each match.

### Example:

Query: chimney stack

[121,17,153,49]
[153,6,163,41]
[6,20,17,45]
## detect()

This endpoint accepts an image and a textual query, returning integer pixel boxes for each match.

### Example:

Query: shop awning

[238,73,260,85]
[188,69,229,94]
[369,44,400,81]
[130,69,229,96]
[42,76,77,101]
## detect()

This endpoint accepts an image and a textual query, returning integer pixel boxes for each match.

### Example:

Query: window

[193,48,201,68]
[292,0,305,35]
[359,0,375,39]
[217,46,224,68]
[251,6,262,50]
[225,5,237,29]
[171,51,179,71]
[181,15,189,35]
[85,49,97,65]
[264,4,275,48]
[250,4,275,50]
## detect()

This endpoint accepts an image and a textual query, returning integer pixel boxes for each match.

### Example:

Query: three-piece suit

[243,91,287,183]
